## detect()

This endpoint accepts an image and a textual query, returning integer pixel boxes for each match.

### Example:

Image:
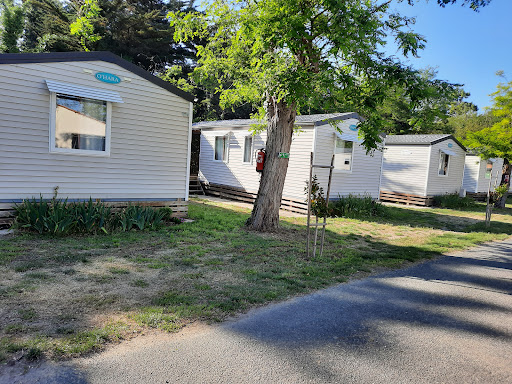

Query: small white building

[380,134,466,205]
[195,113,384,211]
[0,51,194,222]
[463,154,504,194]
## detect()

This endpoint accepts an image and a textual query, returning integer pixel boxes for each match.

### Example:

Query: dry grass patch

[0,199,511,363]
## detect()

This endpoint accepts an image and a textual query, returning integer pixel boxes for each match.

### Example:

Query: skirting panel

[204,183,308,214]
[379,190,434,206]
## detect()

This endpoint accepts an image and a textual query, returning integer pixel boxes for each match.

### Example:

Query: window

[46,79,122,156]
[214,136,229,161]
[54,94,108,152]
[439,153,449,176]
[334,138,353,171]
[243,136,253,163]
[485,161,493,179]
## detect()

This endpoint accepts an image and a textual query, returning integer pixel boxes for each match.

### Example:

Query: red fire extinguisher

[256,148,266,173]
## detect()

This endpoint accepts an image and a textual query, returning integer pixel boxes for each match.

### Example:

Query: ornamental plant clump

[329,194,387,219]
[433,193,476,209]
[13,194,180,235]
[305,178,386,219]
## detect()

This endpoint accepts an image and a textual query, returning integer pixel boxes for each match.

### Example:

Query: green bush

[328,194,386,219]
[433,193,475,209]
[115,205,166,231]
[13,196,179,235]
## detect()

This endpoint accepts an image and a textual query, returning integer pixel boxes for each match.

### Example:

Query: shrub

[304,175,328,217]
[115,205,166,231]
[433,193,475,209]
[14,195,75,235]
[329,194,386,218]
[13,196,179,235]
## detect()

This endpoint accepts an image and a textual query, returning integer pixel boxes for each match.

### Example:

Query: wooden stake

[306,152,313,257]
[319,154,335,257]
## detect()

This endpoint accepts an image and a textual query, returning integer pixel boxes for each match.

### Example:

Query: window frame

[438,152,449,177]
[49,92,112,157]
[242,135,254,164]
[333,136,354,173]
[213,134,229,163]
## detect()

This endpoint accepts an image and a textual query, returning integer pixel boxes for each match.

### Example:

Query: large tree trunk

[495,159,511,208]
[247,97,297,231]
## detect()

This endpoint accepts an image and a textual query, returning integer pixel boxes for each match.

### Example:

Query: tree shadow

[345,203,512,234]
[220,234,512,381]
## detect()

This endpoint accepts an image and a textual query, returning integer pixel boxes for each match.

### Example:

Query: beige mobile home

[0,51,194,223]
[380,134,466,205]
[195,113,384,212]
[463,154,504,194]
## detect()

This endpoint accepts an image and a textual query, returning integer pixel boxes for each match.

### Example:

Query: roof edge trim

[0,51,194,102]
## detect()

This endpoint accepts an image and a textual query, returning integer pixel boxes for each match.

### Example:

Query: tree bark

[247,96,297,231]
[495,159,511,208]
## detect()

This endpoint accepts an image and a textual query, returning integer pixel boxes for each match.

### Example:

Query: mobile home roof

[193,112,361,129]
[0,51,194,102]
[385,134,466,150]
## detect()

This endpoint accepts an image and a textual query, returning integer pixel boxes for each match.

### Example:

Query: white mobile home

[380,134,466,205]
[0,51,194,222]
[463,154,504,194]
[195,113,384,211]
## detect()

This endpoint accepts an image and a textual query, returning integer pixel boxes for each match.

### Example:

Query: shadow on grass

[342,203,512,234]
[221,238,512,382]
[1,200,512,362]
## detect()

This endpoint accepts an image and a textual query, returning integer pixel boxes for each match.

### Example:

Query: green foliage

[14,195,75,235]
[0,0,25,53]
[329,195,387,219]
[13,195,177,235]
[22,0,81,52]
[170,0,433,152]
[305,175,327,217]
[378,68,467,135]
[464,79,512,161]
[449,108,499,142]
[72,198,111,233]
[115,205,167,231]
[433,193,476,209]
[305,177,386,218]
[70,0,102,51]
[494,184,508,199]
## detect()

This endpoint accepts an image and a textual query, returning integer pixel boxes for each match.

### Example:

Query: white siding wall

[0,61,190,201]
[199,127,314,200]
[380,145,430,196]
[489,158,505,191]
[462,155,481,193]
[426,139,466,196]
[464,155,504,193]
[313,122,383,199]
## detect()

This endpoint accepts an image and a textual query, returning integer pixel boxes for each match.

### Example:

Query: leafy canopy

[170,0,430,151]
[378,67,467,135]
[0,0,24,53]
[70,0,102,51]
[404,0,491,11]
[465,79,512,160]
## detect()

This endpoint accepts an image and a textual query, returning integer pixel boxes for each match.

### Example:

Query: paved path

[3,239,512,383]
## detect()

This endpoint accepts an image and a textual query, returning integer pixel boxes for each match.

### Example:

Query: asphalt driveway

[3,239,512,383]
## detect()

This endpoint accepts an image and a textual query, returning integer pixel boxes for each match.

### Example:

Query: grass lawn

[1,198,511,362]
